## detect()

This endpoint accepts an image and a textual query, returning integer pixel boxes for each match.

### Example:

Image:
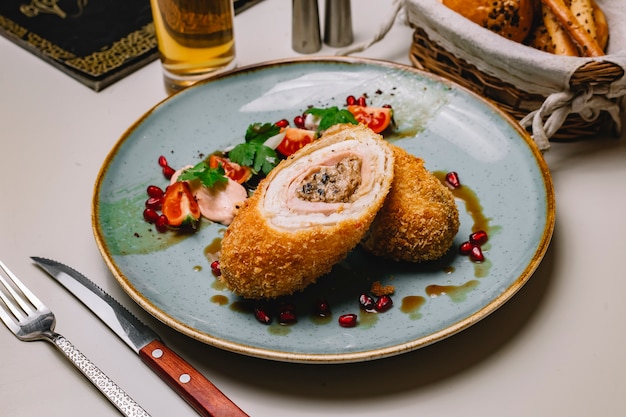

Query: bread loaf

[540,0,604,56]
[441,0,609,56]
[442,0,534,43]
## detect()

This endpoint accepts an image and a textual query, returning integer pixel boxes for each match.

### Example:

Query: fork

[0,260,151,417]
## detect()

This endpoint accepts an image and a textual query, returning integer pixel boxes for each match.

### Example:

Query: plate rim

[92,56,555,364]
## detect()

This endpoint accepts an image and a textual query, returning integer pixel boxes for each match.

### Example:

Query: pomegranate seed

[162,165,176,179]
[346,95,357,105]
[147,185,164,198]
[338,314,358,328]
[359,293,377,312]
[445,172,461,189]
[314,298,331,317]
[375,295,393,312]
[158,155,169,167]
[145,197,162,210]
[470,246,485,262]
[210,260,221,276]
[459,241,474,255]
[278,309,297,325]
[382,104,392,109]
[155,214,169,232]
[293,115,305,128]
[143,208,159,224]
[254,307,272,325]
[470,230,488,246]
[275,119,289,128]
[357,96,367,106]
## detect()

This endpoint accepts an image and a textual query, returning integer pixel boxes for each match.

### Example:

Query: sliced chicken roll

[361,145,460,262]
[219,124,395,299]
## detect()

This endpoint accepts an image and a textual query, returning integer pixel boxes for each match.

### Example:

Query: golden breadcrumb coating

[361,145,460,262]
[219,124,395,299]
[370,280,395,297]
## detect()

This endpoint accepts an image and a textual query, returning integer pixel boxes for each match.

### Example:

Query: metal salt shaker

[292,0,322,53]
[323,0,353,47]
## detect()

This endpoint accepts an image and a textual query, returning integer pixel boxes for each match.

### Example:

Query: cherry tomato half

[347,105,393,134]
[277,127,316,157]
[162,182,201,228]
[209,154,252,184]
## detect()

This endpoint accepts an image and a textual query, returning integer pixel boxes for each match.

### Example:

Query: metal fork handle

[47,331,151,417]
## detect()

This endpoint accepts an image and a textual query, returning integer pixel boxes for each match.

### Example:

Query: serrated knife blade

[32,256,248,417]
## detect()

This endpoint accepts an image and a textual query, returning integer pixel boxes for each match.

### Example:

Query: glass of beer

[150,0,236,93]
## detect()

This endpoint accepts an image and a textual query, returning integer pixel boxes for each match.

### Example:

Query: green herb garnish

[229,141,277,175]
[244,122,280,143]
[228,122,280,175]
[178,161,228,188]
[305,106,358,132]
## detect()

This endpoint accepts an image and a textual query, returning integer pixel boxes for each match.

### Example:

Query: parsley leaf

[305,106,357,132]
[227,143,256,167]
[229,141,277,175]
[178,161,228,188]
[228,122,280,175]
[245,122,280,143]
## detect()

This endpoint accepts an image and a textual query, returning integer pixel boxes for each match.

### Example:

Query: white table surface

[1,1,625,416]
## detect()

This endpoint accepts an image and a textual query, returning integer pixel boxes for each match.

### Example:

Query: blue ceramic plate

[93,57,554,363]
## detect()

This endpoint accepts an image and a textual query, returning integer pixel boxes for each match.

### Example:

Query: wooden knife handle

[139,339,249,417]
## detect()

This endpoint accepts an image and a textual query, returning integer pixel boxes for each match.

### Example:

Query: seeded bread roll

[592,0,609,51]
[219,124,395,299]
[528,0,608,54]
[539,1,579,55]
[570,0,597,43]
[540,0,605,56]
[527,20,554,53]
[442,0,535,43]
[361,145,460,262]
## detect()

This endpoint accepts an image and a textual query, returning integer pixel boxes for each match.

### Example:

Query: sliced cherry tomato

[209,154,252,184]
[162,182,201,228]
[277,127,316,157]
[346,105,393,134]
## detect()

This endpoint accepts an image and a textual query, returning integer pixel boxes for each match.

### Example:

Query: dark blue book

[0,0,262,91]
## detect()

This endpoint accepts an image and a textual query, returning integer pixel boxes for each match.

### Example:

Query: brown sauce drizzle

[426,280,479,303]
[434,171,499,278]
[210,294,229,306]
[401,295,426,313]
[433,171,492,233]
[204,236,222,258]
[400,295,426,320]
[311,314,333,325]
[269,323,292,335]
[473,258,492,279]
[204,236,229,290]
[211,279,228,291]
[358,311,379,329]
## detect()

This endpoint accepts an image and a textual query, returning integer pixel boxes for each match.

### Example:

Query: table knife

[31,256,249,417]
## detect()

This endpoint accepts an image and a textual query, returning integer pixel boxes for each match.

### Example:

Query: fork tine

[0,266,26,320]
[0,289,22,328]
[0,260,41,317]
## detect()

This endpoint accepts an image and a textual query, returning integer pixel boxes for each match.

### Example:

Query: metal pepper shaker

[292,0,322,54]
[323,0,353,47]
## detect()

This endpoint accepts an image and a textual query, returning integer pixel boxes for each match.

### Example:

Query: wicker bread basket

[403,0,626,150]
